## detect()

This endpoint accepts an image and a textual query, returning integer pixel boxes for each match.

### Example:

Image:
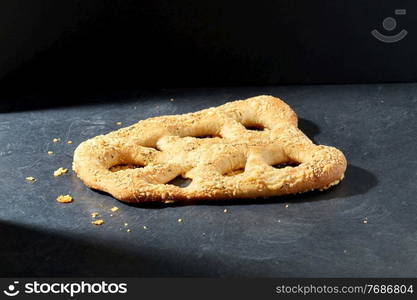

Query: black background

[0,0,416,94]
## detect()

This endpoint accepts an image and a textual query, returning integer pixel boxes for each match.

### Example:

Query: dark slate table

[1,83,416,277]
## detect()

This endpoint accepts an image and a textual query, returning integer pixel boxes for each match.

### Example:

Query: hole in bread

[272,161,300,169]
[223,168,244,176]
[194,134,221,139]
[165,175,192,188]
[109,164,144,172]
[243,124,265,131]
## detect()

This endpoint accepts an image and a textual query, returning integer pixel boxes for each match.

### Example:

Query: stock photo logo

[371,9,408,43]
[3,281,20,297]
[2,280,128,297]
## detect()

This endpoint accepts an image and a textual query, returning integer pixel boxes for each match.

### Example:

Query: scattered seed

[56,195,73,203]
[92,219,104,226]
[54,167,68,177]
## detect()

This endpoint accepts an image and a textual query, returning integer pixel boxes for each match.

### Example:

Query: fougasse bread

[73,95,347,203]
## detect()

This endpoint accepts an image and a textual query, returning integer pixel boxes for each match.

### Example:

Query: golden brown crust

[72,95,347,203]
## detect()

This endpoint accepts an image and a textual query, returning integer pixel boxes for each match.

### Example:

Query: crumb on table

[116,122,122,125]
[67,140,73,144]
[223,209,228,213]
[25,176,36,182]
[54,167,68,177]
[91,219,104,226]
[56,194,73,203]
[177,218,183,223]
[47,151,54,155]
[53,138,60,143]
[91,212,99,218]
[110,206,119,212]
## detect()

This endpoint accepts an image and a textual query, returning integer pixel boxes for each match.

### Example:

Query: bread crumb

[67,140,73,144]
[91,212,99,218]
[116,122,122,125]
[54,167,68,177]
[127,229,131,233]
[124,223,128,227]
[53,138,60,143]
[164,200,174,204]
[177,218,183,223]
[285,204,289,208]
[110,214,113,217]
[363,217,368,224]
[170,98,175,102]
[47,151,54,155]
[92,219,104,226]
[110,206,119,212]
[25,176,36,182]
[56,194,73,203]
[223,209,228,213]
[143,225,147,230]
